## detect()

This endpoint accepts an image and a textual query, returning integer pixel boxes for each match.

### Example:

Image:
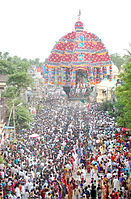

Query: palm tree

[3,52,9,60]
[123,43,131,63]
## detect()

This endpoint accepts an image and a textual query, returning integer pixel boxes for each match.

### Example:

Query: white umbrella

[29,133,40,138]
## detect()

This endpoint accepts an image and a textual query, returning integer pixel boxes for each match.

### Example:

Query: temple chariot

[44,15,112,98]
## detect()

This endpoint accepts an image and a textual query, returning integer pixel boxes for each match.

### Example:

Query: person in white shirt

[8,193,13,199]
[21,183,25,199]
[24,174,29,183]
[91,168,94,179]
[25,189,29,199]
[113,177,119,191]
[0,169,4,179]
[15,185,21,198]
[19,170,24,177]
[107,172,112,180]
[27,179,33,192]
[82,168,87,181]
[12,194,17,199]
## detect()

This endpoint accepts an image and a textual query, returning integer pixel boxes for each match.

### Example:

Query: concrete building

[96,65,119,103]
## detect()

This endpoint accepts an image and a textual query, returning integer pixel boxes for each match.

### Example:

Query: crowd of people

[0,93,130,199]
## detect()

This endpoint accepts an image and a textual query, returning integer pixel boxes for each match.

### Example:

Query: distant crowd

[0,93,130,199]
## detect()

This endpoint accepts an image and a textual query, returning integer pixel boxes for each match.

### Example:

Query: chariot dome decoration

[44,16,112,86]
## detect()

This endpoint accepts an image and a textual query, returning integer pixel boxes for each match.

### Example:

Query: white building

[96,65,119,103]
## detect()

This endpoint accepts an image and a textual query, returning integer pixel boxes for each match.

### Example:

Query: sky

[0,0,131,61]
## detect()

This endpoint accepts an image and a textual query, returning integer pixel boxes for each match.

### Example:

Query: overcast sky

[0,0,130,61]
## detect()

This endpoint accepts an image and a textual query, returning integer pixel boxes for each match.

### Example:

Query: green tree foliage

[7,72,33,94]
[115,62,131,128]
[99,101,114,112]
[3,89,33,132]
[8,103,33,131]
[0,51,46,132]
[0,52,31,75]
[124,43,131,56]
[0,52,46,74]
[15,105,33,130]
[110,53,125,70]
[29,58,44,67]
[123,43,131,63]
[0,51,36,132]
[2,86,19,101]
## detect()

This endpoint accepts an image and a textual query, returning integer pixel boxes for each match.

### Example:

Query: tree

[0,51,47,132]
[2,72,33,132]
[3,98,33,132]
[123,43,131,63]
[0,51,35,132]
[124,43,131,56]
[110,53,125,71]
[0,52,31,75]
[98,101,114,112]
[29,57,44,68]
[115,62,131,128]
[13,104,33,131]
[2,86,19,100]
[7,72,33,94]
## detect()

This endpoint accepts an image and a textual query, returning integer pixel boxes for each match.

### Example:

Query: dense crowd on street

[0,93,130,199]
